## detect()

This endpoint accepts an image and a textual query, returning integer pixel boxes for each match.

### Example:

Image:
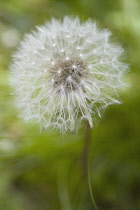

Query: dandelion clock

[9,17,128,133]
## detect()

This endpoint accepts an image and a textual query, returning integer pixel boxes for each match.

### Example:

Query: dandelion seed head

[9,17,128,133]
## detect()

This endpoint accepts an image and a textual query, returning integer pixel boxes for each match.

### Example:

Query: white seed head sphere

[9,17,128,133]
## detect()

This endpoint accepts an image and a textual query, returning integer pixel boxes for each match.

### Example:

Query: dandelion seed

[76,46,81,50]
[9,17,128,133]
[51,61,55,65]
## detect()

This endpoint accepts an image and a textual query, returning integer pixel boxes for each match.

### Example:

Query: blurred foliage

[0,0,140,209]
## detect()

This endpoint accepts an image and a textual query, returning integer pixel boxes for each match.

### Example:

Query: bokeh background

[0,0,140,209]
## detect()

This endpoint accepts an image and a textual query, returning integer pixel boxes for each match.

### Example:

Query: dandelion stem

[83,120,91,176]
[83,120,98,210]
[88,159,98,210]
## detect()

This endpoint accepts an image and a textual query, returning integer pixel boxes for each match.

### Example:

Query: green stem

[83,120,91,176]
[88,159,98,210]
[83,120,98,210]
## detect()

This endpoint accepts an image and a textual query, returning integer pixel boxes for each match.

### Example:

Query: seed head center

[50,58,86,91]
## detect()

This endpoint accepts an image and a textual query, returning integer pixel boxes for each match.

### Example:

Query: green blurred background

[0,0,140,209]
